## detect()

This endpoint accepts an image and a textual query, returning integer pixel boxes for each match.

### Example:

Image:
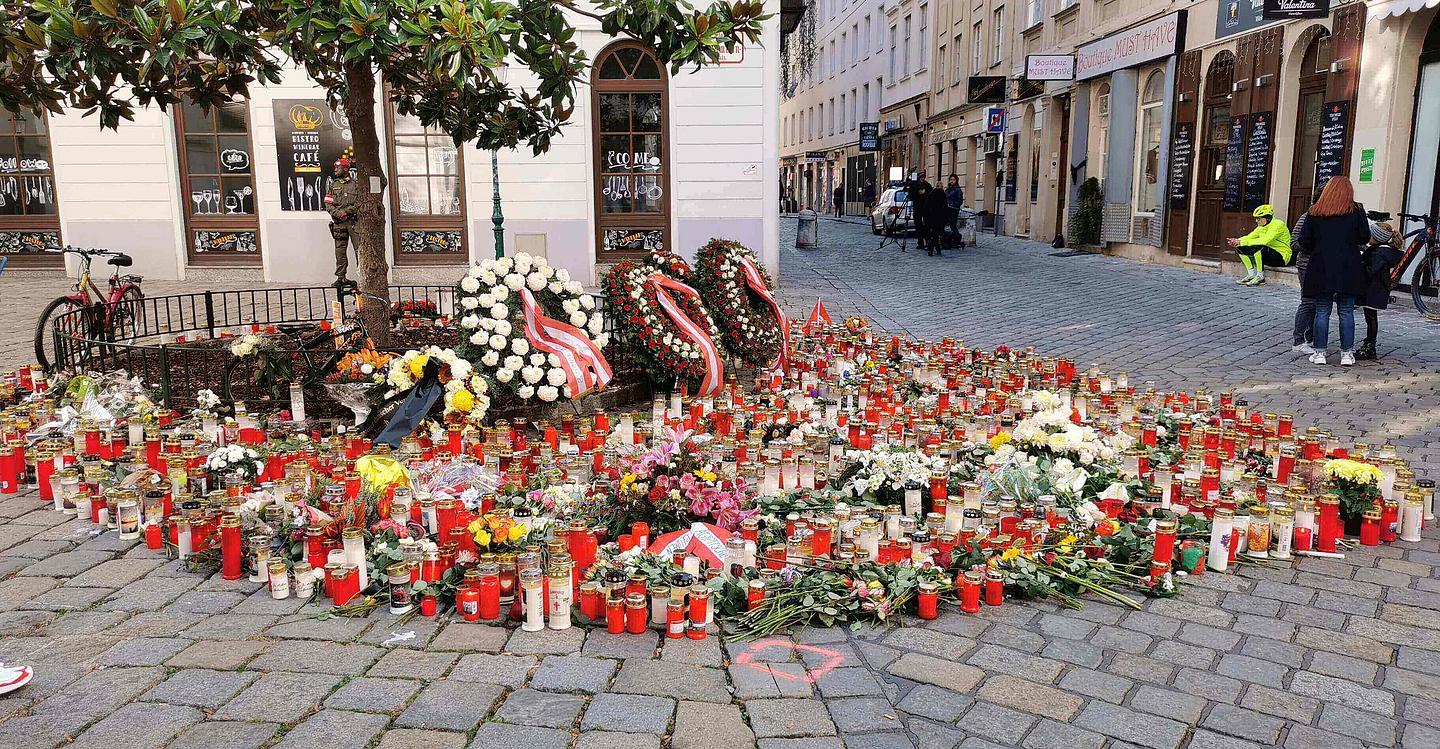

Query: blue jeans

[1312,293,1356,351]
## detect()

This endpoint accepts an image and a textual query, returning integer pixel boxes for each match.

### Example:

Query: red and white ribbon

[519,288,613,399]
[738,256,789,372]
[647,273,724,396]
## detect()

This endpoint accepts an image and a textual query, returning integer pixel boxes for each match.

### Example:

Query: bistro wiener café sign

[1075,11,1186,81]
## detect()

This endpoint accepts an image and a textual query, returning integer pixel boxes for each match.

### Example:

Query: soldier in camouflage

[324,156,359,287]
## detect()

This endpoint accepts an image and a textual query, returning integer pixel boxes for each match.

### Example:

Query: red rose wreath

[603,253,726,395]
[693,238,789,369]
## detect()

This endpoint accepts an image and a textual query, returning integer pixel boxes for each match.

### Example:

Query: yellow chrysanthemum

[989,432,1013,450]
[473,529,491,547]
[509,524,528,543]
[450,388,475,413]
[1324,458,1383,486]
[408,353,431,379]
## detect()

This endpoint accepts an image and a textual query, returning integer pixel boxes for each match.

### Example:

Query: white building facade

[0,12,780,286]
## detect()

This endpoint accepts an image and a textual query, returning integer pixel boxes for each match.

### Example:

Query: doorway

[1404,15,1440,283]
[1289,29,1331,223]
[1193,52,1236,260]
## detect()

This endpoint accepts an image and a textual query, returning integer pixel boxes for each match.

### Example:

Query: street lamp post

[490,63,508,260]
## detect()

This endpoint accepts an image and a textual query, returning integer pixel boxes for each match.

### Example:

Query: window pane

[633,176,663,213]
[633,55,661,80]
[187,176,222,216]
[13,110,45,134]
[602,175,632,212]
[601,135,632,172]
[215,101,248,133]
[0,175,19,215]
[397,176,430,215]
[427,137,460,176]
[633,134,662,172]
[1138,107,1162,213]
[599,94,630,132]
[217,135,252,174]
[598,54,627,80]
[181,101,213,132]
[633,94,662,131]
[616,48,643,75]
[22,176,57,214]
[0,137,17,172]
[430,176,461,215]
[395,136,428,175]
[17,136,51,171]
[394,110,425,135]
[222,177,255,215]
[185,135,219,175]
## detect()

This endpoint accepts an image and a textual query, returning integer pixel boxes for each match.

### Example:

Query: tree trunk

[342,61,392,346]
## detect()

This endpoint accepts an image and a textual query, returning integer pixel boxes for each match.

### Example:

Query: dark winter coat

[921,186,950,226]
[1360,243,1404,310]
[1295,206,1370,298]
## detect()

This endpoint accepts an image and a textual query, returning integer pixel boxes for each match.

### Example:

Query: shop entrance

[1289,30,1332,222]
[1404,15,1440,265]
[1193,52,1236,261]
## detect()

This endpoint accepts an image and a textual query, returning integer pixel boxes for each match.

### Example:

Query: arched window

[1095,82,1111,182]
[592,43,669,257]
[1136,70,1165,214]
[0,108,62,264]
[1202,52,1236,189]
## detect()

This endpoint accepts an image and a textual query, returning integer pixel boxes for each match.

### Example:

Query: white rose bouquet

[206,444,265,483]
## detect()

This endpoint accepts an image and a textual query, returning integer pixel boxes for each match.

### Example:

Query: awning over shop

[1373,0,1440,21]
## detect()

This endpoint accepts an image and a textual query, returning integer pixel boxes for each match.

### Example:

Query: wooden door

[1193,51,1235,261]
[1289,30,1330,222]
[1167,50,1202,256]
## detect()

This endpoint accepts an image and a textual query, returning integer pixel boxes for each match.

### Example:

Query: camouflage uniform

[324,174,359,284]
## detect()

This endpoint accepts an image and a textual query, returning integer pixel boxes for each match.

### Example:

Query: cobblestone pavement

[0,224,1436,748]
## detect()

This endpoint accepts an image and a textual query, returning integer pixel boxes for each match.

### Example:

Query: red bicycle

[34,247,145,371]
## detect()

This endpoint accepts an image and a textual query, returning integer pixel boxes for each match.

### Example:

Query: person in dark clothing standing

[944,176,964,244]
[1289,189,1322,354]
[1358,222,1403,361]
[861,181,876,211]
[1295,176,1370,366]
[922,183,950,256]
[833,183,845,217]
[323,156,359,288]
[908,171,933,252]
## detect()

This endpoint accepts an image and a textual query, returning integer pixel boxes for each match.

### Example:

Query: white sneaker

[1235,276,1251,285]
[1292,343,1316,355]
[1309,352,1327,365]
[1340,351,1356,366]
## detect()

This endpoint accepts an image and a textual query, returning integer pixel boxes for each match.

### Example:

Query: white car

[870,188,914,235]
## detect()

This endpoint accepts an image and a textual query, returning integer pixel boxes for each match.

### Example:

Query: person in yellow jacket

[1227,205,1292,286]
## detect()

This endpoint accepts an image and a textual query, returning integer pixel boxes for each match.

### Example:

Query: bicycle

[220,288,384,411]
[33,247,145,372]
[1369,210,1440,319]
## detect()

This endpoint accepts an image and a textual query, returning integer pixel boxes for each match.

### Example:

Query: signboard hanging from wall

[1025,55,1076,81]
[272,99,354,212]
[1217,0,1281,39]
[1262,0,1330,20]
[1243,111,1274,211]
[967,76,1006,104]
[859,122,881,151]
[1075,11,1187,80]
[1314,100,1350,189]
[1222,115,1248,211]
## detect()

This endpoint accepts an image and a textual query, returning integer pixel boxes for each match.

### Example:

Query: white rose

[565,281,583,295]
[481,271,497,285]
[490,304,508,320]
[360,363,374,375]
[556,268,571,283]
[494,320,511,337]
[461,297,479,310]
[548,282,564,294]
[480,351,500,367]
[547,353,563,367]
[587,316,604,335]
[537,386,559,402]
[479,317,496,331]
[517,385,535,399]
[511,339,530,355]
[514,255,532,275]
[477,293,495,307]
[522,366,544,385]
[489,334,507,350]
[491,285,508,301]
[530,353,546,366]
[461,315,480,329]
[569,312,586,327]
[580,295,595,310]
[595,332,610,348]
[495,257,513,272]
[527,273,546,291]
[504,355,524,371]
[562,299,580,315]
[539,264,554,279]
[496,368,514,384]
[460,277,480,293]
[505,273,524,290]
[546,368,566,387]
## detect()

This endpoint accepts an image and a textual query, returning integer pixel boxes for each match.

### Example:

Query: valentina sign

[1076,11,1186,81]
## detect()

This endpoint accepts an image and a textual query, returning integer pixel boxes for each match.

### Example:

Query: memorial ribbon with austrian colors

[647,273,724,396]
[519,288,613,399]
[738,256,789,372]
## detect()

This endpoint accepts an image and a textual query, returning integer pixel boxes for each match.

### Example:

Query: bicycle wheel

[108,286,146,344]
[222,354,286,413]
[1413,250,1440,321]
[33,297,84,372]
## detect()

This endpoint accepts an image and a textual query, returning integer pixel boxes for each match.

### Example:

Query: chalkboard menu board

[1243,112,1274,211]
[1222,115,1247,211]
[272,99,354,212]
[1314,100,1350,190]
[1169,122,1195,211]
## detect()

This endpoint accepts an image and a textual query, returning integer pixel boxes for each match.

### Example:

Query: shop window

[1136,71,1165,214]
[387,102,466,264]
[592,43,669,257]
[0,108,62,263]
[1095,83,1110,184]
[176,100,260,264]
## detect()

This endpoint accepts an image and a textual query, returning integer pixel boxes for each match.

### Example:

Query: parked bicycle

[33,247,145,372]
[1369,210,1440,319]
[220,289,384,410]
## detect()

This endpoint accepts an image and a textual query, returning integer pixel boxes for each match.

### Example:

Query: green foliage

[1069,176,1103,247]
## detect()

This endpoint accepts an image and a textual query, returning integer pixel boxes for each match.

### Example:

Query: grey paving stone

[1035,612,1099,640]
[494,687,585,729]
[1129,685,1206,724]
[98,635,192,666]
[179,612,279,639]
[612,659,731,703]
[1150,640,1217,669]
[1091,624,1153,654]
[887,652,984,692]
[166,639,269,669]
[661,634,726,666]
[1073,702,1189,749]
[746,697,838,738]
[1119,611,1184,639]
[264,613,371,640]
[1185,730,1270,749]
[467,724,572,749]
[965,645,1064,683]
[1106,653,1176,685]
[274,709,390,749]
[324,676,422,713]
[1215,652,1289,687]
[842,733,915,749]
[376,729,471,749]
[1239,684,1321,724]
[813,666,884,697]
[529,654,618,693]
[1283,724,1366,749]
[895,683,972,722]
[168,721,279,749]
[1318,701,1400,746]
[1290,670,1396,714]
[1309,649,1381,682]
[247,640,382,675]
[68,558,163,588]
[16,550,112,577]
[576,732,664,749]
[580,692,675,733]
[974,674,1084,721]
[882,627,977,660]
[1238,635,1305,668]
[1294,627,1394,663]
[1058,667,1132,702]
[824,696,896,734]
[215,670,344,723]
[505,625,585,655]
[427,620,509,652]
[1172,667,1243,704]
[979,623,1046,653]
[671,701,754,749]
[906,720,964,749]
[730,659,814,698]
[35,665,166,719]
[582,629,660,659]
[1021,719,1107,749]
[369,647,461,680]
[1040,637,1105,668]
[1201,703,1285,744]
[397,680,504,730]
[1381,665,1440,697]
[960,700,1038,745]
[141,668,257,708]
[69,701,204,749]
[448,652,541,686]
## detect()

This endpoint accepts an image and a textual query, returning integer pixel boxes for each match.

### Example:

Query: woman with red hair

[1294,176,1370,366]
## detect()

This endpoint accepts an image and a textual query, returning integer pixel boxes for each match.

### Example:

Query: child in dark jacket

[1358,222,1403,361]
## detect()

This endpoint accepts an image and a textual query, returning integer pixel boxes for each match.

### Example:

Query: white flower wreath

[455,253,607,401]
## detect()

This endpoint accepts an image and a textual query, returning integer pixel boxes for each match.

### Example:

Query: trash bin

[796,209,818,249]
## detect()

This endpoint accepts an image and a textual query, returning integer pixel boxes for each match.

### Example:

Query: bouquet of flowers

[836,446,947,503]
[454,252,607,402]
[205,444,264,483]
[603,257,726,394]
[327,349,393,386]
[597,426,755,536]
[384,347,491,429]
[692,238,786,368]
[391,299,440,322]
[1323,458,1384,521]
[227,334,293,400]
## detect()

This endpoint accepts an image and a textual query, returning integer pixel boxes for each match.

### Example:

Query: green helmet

[1252,204,1275,219]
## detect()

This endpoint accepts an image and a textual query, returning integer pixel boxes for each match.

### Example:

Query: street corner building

[779,0,1440,277]
[0,10,782,287]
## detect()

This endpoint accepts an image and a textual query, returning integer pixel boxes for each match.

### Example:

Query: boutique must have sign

[1075,11,1187,81]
